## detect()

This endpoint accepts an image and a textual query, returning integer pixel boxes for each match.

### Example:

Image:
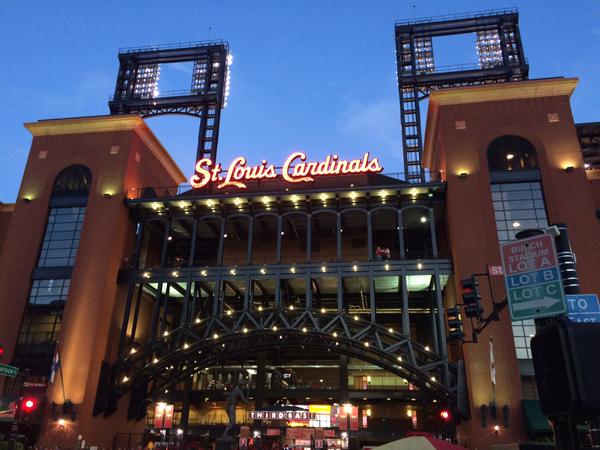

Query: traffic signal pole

[462,224,594,449]
[549,225,582,449]
[518,225,587,450]
[7,369,30,450]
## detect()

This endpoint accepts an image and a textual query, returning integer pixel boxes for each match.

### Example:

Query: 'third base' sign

[501,234,566,321]
[248,410,315,421]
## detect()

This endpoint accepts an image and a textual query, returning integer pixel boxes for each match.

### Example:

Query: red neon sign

[189,152,383,190]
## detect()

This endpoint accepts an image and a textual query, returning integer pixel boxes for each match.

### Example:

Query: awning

[522,399,552,434]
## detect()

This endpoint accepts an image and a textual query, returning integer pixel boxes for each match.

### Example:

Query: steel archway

[103,308,457,417]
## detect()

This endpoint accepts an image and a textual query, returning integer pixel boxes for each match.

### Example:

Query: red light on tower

[440,410,451,422]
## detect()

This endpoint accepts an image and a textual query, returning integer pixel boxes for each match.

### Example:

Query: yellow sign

[309,405,331,414]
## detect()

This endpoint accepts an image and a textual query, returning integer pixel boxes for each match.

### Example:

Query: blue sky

[1,1,599,202]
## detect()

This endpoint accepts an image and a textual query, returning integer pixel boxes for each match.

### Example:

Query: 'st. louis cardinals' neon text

[189,152,383,189]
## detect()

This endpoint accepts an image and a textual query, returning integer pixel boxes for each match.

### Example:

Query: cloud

[35,71,114,111]
[164,62,194,75]
[339,99,405,168]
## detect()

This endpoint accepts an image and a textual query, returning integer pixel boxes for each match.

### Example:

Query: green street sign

[0,364,19,378]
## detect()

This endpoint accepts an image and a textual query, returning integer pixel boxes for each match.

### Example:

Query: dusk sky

[1,1,599,202]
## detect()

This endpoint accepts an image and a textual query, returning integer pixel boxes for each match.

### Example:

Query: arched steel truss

[106,308,457,416]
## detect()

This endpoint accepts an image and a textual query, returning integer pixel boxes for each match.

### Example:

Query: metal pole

[515,226,583,449]
[553,223,580,295]
[7,369,29,450]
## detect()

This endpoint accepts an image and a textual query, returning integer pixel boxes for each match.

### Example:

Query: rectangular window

[491,182,547,361]
[38,207,86,267]
[19,278,70,344]
[491,182,547,243]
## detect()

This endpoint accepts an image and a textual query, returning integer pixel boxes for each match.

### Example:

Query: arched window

[487,135,538,172]
[37,165,92,267]
[52,165,92,198]
[18,165,93,354]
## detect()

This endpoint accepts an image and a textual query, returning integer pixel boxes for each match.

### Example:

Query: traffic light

[446,306,464,342]
[461,277,483,319]
[21,397,39,414]
[531,317,600,417]
[439,409,451,422]
[0,345,4,360]
[20,395,44,424]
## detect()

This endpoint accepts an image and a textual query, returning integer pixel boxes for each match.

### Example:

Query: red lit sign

[189,152,383,190]
[153,403,174,429]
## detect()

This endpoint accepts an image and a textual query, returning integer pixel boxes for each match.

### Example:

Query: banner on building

[154,403,174,429]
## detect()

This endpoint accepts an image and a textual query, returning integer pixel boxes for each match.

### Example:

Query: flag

[49,344,60,384]
[490,336,496,386]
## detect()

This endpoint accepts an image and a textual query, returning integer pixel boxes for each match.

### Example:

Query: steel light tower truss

[109,41,231,163]
[395,9,529,183]
[97,307,457,419]
[577,122,600,169]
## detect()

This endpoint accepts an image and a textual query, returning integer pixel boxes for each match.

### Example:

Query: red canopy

[373,435,466,450]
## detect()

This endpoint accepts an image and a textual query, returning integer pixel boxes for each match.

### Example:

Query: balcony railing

[126,171,445,200]
[395,8,518,26]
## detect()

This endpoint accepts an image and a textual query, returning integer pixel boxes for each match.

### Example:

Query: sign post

[500,233,566,321]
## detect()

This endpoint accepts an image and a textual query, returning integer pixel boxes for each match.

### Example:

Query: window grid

[491,182,548,360]
[38,207,86,267]
[491,183,548,242]
[511,320,536,359]
[19,279,70,344]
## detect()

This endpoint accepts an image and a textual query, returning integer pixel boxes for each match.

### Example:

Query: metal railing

[396,8,518,26]
[126,171,445,200]
[401,60,530,78]
[118,39,228,54]
[109,88,220,102]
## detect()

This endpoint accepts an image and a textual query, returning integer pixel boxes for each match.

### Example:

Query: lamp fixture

[564,166,574,173]
[459,172,468,179]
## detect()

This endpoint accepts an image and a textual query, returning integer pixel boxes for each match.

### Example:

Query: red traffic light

[22,397,38,413]
[0,346,4,359]
[440,409,451,421]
